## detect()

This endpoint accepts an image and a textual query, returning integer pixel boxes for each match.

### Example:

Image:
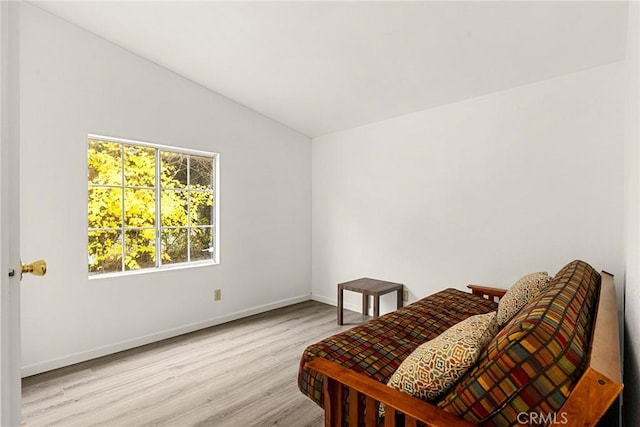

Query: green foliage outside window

[88,138,216,275]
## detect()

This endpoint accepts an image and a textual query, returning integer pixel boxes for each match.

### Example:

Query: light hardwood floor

[22,301,366,427]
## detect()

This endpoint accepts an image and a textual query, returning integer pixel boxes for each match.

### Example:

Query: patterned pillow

[383,311,498,411]
[496,272,551,326]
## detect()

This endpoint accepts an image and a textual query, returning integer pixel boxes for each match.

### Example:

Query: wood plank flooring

[22,301,367,427]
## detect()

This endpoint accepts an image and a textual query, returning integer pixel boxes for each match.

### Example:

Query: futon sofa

[297,260,622,426]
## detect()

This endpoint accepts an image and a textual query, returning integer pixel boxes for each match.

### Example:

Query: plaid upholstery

[298,288,497,407]
[437,260,600,426]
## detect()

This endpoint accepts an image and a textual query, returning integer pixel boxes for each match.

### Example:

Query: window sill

[88,260,219,280]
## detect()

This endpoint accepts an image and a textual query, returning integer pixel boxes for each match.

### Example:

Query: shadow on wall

[623,323,638,426]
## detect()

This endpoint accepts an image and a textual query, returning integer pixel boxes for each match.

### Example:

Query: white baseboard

[312,292,407,317]
[312,293,371,315]
[311,293,335,306]
[21,294,312,378]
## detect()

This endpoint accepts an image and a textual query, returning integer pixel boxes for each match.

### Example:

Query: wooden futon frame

[307,272,622,427]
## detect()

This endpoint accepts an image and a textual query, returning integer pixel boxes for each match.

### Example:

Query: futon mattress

[297,288,498,407]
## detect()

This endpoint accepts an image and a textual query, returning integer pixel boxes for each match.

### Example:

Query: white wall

[18,0,631,386]
[312,62,626,315]
[624,2,640,425]
[19,3,311,376]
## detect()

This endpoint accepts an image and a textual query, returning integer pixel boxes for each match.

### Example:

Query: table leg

[373,295,380,318]
[337,286,344,325]
[397,289,403,309]
[362,293,368,317]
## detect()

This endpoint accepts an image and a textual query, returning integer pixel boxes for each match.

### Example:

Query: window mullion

[155,149,162,268]
[121,145,126,273]
[187,155,191,263]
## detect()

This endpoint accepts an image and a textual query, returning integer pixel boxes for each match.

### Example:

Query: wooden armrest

[467,284,507,301]
[307,358,475,427]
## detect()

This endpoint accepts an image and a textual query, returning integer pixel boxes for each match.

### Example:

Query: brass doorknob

[21,259,47,280]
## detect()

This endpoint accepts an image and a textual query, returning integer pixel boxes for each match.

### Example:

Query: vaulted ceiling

[33,1,629,137]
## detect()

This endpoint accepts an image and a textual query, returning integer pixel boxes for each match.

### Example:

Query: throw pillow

[496,271,552,326]
[383,311,498,411]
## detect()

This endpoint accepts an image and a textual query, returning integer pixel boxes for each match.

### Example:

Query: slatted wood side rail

[466,284,506,302]
[309,357,474,427]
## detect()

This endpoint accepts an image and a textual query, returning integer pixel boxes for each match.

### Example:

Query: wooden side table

[337,277,404,325]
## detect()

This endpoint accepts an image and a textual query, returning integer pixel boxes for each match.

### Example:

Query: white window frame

[87,134,220,278]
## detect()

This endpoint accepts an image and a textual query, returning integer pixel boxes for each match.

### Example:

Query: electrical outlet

[214,289,222,301]
[403,290,409,302]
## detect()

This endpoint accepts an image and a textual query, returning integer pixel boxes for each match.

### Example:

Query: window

[88,135,218,276]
